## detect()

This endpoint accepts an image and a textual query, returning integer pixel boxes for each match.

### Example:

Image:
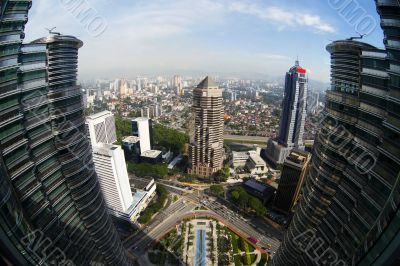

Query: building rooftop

[141,149,162,158]
[126,191,147,214]
[86,110,112,120]
[123,136,140,144]
[244,179,267,192]
[132,117,150,122]
[285,150,311,168]
[233,151,249,159]
[92,143,121,155]
[197,76,218,88]
[248,152,266,166]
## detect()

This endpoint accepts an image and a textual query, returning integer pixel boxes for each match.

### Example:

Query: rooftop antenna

[45,27,61,36]
[295,56,299,66]
[347,32,366,41]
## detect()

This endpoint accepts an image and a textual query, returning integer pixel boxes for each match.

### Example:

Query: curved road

[125,191,282,261]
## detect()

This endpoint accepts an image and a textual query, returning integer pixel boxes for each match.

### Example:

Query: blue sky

[25,0,384,83]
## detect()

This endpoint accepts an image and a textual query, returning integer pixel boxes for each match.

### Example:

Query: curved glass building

[0,1,131,265]
[272,2,400,266]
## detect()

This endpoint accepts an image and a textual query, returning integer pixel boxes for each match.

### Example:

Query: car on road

[248,236,258,244]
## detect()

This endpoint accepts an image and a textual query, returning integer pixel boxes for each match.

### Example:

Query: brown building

[188,77,224,177]
[273,150,311,215]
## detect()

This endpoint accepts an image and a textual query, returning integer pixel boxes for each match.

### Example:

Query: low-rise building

[122,136,141,161]
[128,179,157,222]
[232,151,249,169]
[141,149,162,164]
[246,151,268,175]
[243,179,276,205]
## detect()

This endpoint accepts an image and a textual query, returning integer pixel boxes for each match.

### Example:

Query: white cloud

[23,0,332,82]
[229,3,335,33]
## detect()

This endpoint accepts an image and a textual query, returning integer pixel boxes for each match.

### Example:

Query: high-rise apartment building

[172,75,183,96]
[0,2,130,265]
[188,76,224,177]
[266,60,308,165]
[273,150,310,215]
[119,79,129,97]
[272,2,400,265]
[141,104,162,118]
[86,110,117,147]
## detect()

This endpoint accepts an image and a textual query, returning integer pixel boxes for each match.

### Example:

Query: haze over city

[26,0,383,82]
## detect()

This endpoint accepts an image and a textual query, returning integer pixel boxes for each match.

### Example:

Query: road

[124,184,283,263]
[124,198,196,256]
[185,192,282,251]
[224,134,269,143]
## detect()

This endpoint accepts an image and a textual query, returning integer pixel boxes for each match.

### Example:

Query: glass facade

[0,1,131,265]
[271,2,400,266]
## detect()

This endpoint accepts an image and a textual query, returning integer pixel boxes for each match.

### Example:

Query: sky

[25,0,384,83]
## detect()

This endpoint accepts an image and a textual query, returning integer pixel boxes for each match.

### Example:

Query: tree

[238,192,249,209]
[115,116,131,143]
[231,191,240,201]
[210,185,224,197]
[127,162,168,178]
[249,196,266,216]
[153,124,189,154]
[214,166,230,183]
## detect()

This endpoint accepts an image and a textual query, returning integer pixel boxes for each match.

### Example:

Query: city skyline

[2,1,399,266]
[25,0,384,82]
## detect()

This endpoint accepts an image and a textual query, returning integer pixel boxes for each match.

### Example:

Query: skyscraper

[266,60,308,165]
[92,143,134,221]
[172,75,183,96]
[188,76,224,177]
[0,2,130,265]
[273,150,311,215]
[86,110,117,147]
[132,117,153,153]
[272,2,400,265]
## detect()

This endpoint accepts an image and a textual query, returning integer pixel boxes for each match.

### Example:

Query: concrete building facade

[188,77,224,177]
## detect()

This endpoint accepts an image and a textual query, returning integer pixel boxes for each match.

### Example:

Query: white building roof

[123,136,140,144]
[141,149,162,158]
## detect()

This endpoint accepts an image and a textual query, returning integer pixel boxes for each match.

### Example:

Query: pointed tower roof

[197,76,217,88]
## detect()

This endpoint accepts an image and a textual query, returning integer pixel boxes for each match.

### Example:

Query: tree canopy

[230,186,267,217]
[153,124,189,154]
[127,162,168,178]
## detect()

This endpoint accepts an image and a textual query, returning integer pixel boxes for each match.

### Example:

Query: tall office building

[0,2,130,265]
[273,150,311,215]
[92,143,134,220]
[188,76,224,177]
[86,110,117,147]
[86,111,134,220]
[272,3,400,265]
[132,117,153,153]
[266,60,308,165]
